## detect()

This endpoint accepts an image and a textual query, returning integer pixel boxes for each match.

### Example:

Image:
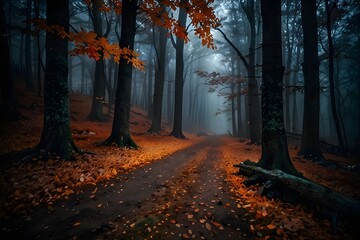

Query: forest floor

[0,83,360,239]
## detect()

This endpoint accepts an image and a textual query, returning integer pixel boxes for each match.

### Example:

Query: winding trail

[2,136,253,239]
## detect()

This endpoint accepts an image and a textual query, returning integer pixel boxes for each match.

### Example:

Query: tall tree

[25,0,34,91]
[241,0,261,143]
[148,4,168,134]
[258,0,299,176]
[324,0,346,152]
[103,0,138,148]
[170,6,187,139]
[18,0,81,161]
[87,0,109,122]
[298,0,324,160]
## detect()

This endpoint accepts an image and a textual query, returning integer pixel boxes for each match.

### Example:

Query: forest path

[2,135,253,240]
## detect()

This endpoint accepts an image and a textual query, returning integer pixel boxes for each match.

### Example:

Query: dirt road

[1,136,254,239]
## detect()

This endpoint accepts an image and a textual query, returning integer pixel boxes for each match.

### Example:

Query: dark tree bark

[283,0,295,132]
[235,162,360,221]
[258,0,299,176]
[298,0,324,160]
[148,8,168,134]
[13,0,82,161]
[103,0,138,148]
[0,0,18,120]
[25,0,34,91]
[324,0,346,153]
[241,0,261,144]
[87,1,107,122]
[230,60,237,136]
[170,7,187,139]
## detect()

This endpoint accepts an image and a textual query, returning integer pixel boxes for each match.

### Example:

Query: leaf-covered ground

[0,86,202,218]
[220,136,360,239]
[1,84,360,239]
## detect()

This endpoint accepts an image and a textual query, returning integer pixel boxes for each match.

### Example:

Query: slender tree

[258,0,299,176]
[87,0,108,122]
[298,0,324,160]
[148,4,168,134]
[170,6,187,139]
[103,0,138,148]
[241,0,261,143]
[25,0,34,91]
[324,0,346,152]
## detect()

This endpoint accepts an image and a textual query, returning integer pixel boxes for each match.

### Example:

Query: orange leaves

[31,18,144,70]
[266,223,276,230]
[140,0,220,49]
[68,31,144,70]
[69,31,144,70]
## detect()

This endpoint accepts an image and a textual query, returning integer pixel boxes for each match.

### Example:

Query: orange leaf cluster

[140,0,220,49]
[31,19,144,70]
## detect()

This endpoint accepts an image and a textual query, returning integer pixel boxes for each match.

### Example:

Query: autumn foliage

[141,0,220,48]
[29,0,220,69]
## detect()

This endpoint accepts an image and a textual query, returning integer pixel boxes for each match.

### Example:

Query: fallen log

[234,162,360,221]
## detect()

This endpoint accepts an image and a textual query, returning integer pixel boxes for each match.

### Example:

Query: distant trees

[148,4,168,134]
[324,0,346,152]
[240,0,261,144]
[87,0,111,122]
[298,0,324,160]
[214,0,262,143]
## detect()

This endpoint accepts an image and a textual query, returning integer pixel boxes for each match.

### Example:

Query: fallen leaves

[0,106,202,217]
[266,224,276,230]
[205,222,211,231]
[218,136,351,240]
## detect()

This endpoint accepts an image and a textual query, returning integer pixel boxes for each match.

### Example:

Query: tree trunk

[245,0,261,144]
[18,0,81,161]
[283,0,294,133]
[298,0,324,160]
[236,61,243,137]
[235,162,360,221]
[324,0,346,153]
[258,0,299,176]
[34,0,43,97]
[25,0,34,91]
[103,0,138,148]
[166,72,173,123]
[148,15,168,134]
[230,59,237,136]
[170,7,187,139]
[87,1,107,122]
[146,48,154,117]
[231,82,237,136]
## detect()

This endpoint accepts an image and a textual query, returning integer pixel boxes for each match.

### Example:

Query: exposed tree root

[102,133,138,149]
[0,140,92,166]
[234,162,360,225]
[146,128,161,135]
[170,131,187,140]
